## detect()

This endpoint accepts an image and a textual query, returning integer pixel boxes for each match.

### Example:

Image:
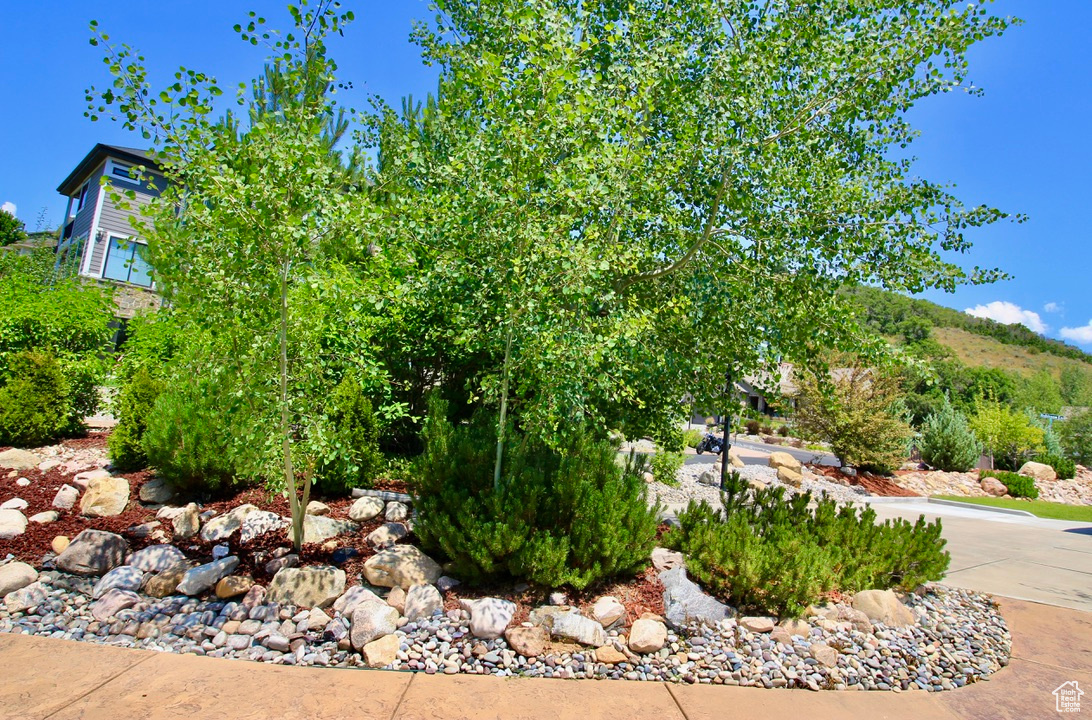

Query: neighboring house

[55,143,166,319]
[1,230,57,256]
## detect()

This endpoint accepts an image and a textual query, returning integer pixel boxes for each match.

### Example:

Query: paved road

[870,499,1092,613]
[682,434,840,467]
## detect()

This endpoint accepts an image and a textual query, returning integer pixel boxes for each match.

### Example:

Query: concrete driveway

[869,500,1092,613]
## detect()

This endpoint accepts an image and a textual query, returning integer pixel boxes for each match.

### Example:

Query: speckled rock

[364,546,442,589]
[54,530,129,576]
[80,475,129,517]
[129,544,187,573]
[266,566,346,609]
[460,597,516,640]
[628,618,668,653]
[348,496,385,522]
[350,600,399,650]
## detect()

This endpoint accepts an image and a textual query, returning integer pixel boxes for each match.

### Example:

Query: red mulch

[807,464,920,497]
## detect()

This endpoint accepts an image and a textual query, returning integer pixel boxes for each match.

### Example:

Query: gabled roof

[56,143,161,196]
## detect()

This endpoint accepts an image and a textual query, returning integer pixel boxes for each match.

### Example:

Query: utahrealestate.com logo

[1054,681,1084,713]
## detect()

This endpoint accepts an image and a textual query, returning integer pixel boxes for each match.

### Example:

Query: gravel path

[0,571,1009,692]
[648,464,870,509]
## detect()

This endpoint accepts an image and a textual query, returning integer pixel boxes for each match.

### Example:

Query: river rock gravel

[648,464,870,509]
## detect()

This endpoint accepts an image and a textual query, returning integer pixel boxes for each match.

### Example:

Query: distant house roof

[56,143,161,196]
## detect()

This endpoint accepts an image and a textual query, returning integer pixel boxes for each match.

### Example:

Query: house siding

[89,169,166,277]
[71,165,104,249]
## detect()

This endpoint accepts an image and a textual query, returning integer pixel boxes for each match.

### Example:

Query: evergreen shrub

[413,395,660,590]
[314,376,383,493]
[666,472,949,617]
[108,368,164,471]
[0,350,69,447]
[919,397,981,472]
[981,470,1039,499]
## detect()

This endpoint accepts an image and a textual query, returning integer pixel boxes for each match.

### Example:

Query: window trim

[76,181,90,212]
[100,232,154,288]
[105,159,144,187]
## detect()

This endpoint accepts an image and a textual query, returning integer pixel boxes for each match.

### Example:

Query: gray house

[55,144,167,318]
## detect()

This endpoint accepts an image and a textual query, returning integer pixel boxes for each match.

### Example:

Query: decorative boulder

[851,589,915,627]
[266,565,346,609]
[385,501,409,522]
[740,616,776,633]
[172,503,201,540]
[29,511,59,524]
[176,556,240,595]
[143,562,195,598]
[460,597,516,640]
[1018,461,1056,483]
[54,529,129,576]
[727,448,745,468]
[80,475,130,517]
[138,477,175,504]
[128,544,187,573]
[776,466,803,487]
[0,449,40,470]
[92,566,146,599]
[5,581,48,614]
[365,522,408,549]
[305,500,331,516]
[628,618,668,654]
[505,626,549,657]
[350,599,399,650]
[810,643,839,667]
[591,596,626,627]
[0,498,27,510]
[91,588,140,621]
[386,586,407,614]
[239,510,289,544]
[767,451,802,473]
[0,561,38,598]
[363,545,442,589]
[543,610,607,647]
[596,646,627,664]
[349,496,385,522]
[0,509,27,540]
[215,575,254,599]
[52,485,79,511]
[295,515,359,545]
[403,584,443,621]
[981,476,1008,497]
[660,567,735,628]
[199,504,258,542]
[333,586,384,616]
[362,632,401,667]
[650,547,685,572]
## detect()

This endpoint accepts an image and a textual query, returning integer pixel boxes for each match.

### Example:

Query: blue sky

[1,1,1089,348]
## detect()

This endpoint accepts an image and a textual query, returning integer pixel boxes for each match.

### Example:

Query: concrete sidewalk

[1,597,1088,720]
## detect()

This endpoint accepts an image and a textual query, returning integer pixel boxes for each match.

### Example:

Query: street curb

[927,497,1035,517]
[858,496,926,504]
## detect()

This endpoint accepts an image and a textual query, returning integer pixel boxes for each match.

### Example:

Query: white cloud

[1060,321,1092,345]
[1044,302,1063,314]
[0,201,15,217]
[964,301,1048,334]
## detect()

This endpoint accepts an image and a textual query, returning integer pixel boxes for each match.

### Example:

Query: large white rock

[628,618,668,653]
[544,610,607,646]
[350,599,399,650]
[1018,461,1056,483]
[51,484,80,511]
[138,477,175,504]
[332,585,383,616]
[199,504,258,542]
[176,556,240,595]
[365,522,408,549]
[591,596,626,627]
[29,510,59,524]
[348,496,385,522]
[362,633,400,668]
[851,589,915,627]
[53,529,129,576]
[128,544,186,573]
[80,475,130,517]
[460,597,516,640]
[239,510,289,544]
[384,501,409,522]
[363,545,442,589]
[295,515,359,545]
[0,561,38,598]
[92,566,146,599]
[266,566,346,609]
[0,498,27,510]
[0,449,40,470]
[0,509,27,540]
[91,588,140,621]
[403,584,443,621]
[172,503,201,540]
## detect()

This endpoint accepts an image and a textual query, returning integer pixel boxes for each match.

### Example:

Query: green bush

[314,376,383,493]
[142,379,245,494]
[666,472,949,617]
[0,350,69,447]
[413,395,660,590]
[1059,410,1092,466]
[683,428,703,449]
[745,420,761,435]
[108,368,164,471]
[981,470,1039,499]
[650,450,685,486]
[919,397,981,472]
[114,311,184,382]
[1032,453,1076,481]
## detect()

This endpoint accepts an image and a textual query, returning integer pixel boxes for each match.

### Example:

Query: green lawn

[934,495,1092,522]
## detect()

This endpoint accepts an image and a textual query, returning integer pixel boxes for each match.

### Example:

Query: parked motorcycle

[695,432,725,455]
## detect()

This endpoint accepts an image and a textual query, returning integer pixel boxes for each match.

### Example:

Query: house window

[76,182,90,212]
[101,235,153,287]
[108,160,142,186]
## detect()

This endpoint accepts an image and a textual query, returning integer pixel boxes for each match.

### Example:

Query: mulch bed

[807,464,920,497]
